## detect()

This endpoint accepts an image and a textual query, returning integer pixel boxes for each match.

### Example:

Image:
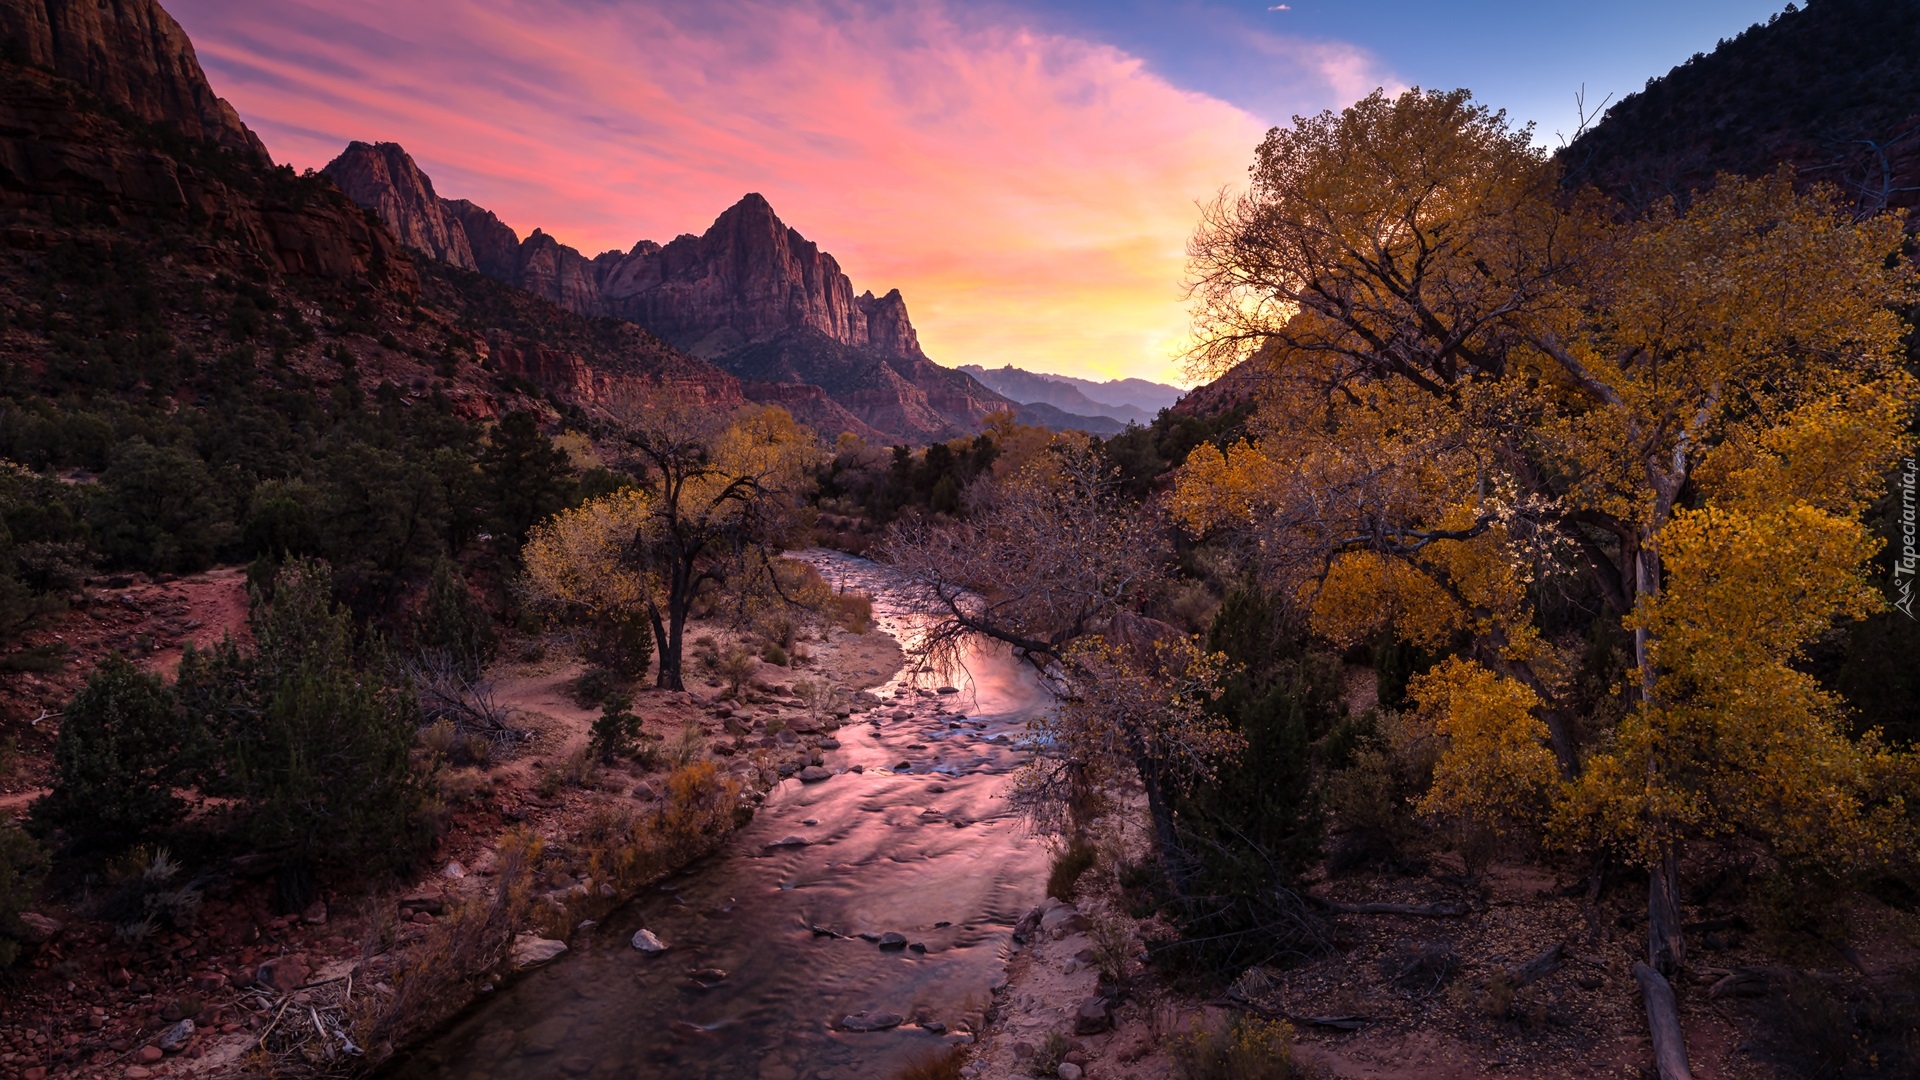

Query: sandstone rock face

[0,0,268,161]
[0,63,416,288]
[322,141,476,269]
[322,141,1020,440]
[444,198,522,280]
[597,192,879,353]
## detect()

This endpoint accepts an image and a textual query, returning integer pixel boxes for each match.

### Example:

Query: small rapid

[392,550,1051,1080]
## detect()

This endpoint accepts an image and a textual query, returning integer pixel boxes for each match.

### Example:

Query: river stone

[631,929,669,953]
[509,935,568,971]
[877,932,908,950]
[768,835,810,848]
[839,1011,905,1032]
[797,766,832,783]
[1057,1063,1084,1080]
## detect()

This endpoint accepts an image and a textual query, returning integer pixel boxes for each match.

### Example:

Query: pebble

[630,929,669,953]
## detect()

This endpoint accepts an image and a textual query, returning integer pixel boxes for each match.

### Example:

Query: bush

[222,560,429,884]
[417,560,496,681]
[33,655,198,846]
[1172,1014,1297,1080]
[0,822,47,966]
[720,649,757,696]
[761,642,789,667]
[590,692,642,765]
[1047,840,1098,900]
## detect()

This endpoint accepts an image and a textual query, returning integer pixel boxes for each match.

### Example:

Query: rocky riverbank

[0,599,905,1080]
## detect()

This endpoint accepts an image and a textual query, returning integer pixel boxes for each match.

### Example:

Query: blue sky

[1008,0,1791,142]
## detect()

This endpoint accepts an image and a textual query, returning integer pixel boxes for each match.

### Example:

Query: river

[390,550,1052,1080]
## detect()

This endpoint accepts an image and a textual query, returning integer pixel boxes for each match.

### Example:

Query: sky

[169,0,1788,386]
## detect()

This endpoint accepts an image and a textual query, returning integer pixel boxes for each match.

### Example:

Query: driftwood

[1306,894,1471,918]
[1632,962,1693,1080]
[1504,942,1565,989]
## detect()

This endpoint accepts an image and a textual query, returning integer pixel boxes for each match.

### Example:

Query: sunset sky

[169,0,1787,385]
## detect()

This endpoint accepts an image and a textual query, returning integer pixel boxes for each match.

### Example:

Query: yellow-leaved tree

[1178,87,1917,1078]
[523,395,821,690]
[521,488,657,678]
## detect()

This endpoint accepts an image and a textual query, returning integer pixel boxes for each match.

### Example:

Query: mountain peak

[0,0,269,161]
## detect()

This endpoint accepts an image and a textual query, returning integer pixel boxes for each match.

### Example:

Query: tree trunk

[1137,762,1186,888]
[1649,846,1685,976]
[1632,962,1693,1080]
[655,560,691,691]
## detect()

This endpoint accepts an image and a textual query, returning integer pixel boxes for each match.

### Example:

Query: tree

[1179,87,1917,1076]
[480,410,575,551]
[881,439,1166,668]
[32,656,198,846]
[89,439,234,572]
[521,487,658,680]
[597,397,819,690]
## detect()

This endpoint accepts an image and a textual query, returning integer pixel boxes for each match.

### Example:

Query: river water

[391,550,1051,1080]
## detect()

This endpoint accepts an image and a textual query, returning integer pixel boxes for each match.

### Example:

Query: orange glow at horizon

[171,0,1389,386]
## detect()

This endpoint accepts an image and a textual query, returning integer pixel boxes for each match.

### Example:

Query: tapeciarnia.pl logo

[1898,457,1917,619]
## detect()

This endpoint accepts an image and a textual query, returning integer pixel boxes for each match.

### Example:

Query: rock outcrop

[322,142,475,269]
[320,141,1032,441]
[0,61,413,287]
[0,0,269,161]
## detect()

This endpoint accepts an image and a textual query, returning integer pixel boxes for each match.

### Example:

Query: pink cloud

[168,0,1371,384]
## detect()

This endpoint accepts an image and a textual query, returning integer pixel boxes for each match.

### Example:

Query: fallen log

[1505,942,1565,989]
[1632,962,1693,1080]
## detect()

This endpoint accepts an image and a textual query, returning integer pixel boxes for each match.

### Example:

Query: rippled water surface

[392,550,1050,1080]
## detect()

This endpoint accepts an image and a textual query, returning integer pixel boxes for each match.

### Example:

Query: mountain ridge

[321,141,1122,442]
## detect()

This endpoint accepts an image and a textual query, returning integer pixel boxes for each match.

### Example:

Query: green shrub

[33,655,198,845]
[761,642,789,667]
[223,560,429,881]
[418,559,496,681]
[590,692,642,765]
[0,821,47,966]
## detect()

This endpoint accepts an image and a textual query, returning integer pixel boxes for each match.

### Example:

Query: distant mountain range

[322,141,1123,443]
[957,365,1182,426]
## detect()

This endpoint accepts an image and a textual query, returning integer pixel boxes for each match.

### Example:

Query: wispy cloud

[167,0,1371,383]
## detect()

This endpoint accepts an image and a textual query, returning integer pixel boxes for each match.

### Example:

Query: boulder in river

[877,932,908,949]
[767,835,810,848]
[797,766,832,783]
[839,1011,905,1032]
[631,929,669,953]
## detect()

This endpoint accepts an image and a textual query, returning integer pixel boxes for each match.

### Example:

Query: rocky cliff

[0,56,412,287]
[322,141,475,269]
[320,141,1030,442]
[0,0,268,162]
